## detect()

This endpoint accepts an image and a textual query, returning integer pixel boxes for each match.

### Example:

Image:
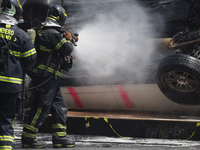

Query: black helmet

[0,0,23,20]
[46,5,67,26]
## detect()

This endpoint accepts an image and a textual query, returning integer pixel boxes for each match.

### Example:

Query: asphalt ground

[13,120,200,150]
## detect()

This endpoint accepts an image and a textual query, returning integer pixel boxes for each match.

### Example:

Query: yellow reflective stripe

[0,136,14,142]
[47,17,57,21]
[52,124,67,130]
[52,132,66,137]
[37,65,62,77]
[39,45,52,52]
[24,123,38,133]
[0,146,12,150]
[52,15,59,20]
[55,38,72,50]
[0,75,23,84]
[10,48,36,58]
[22,131,36,139]
[17,1,22,9]
[12,117,16,139]
[21,48,36,58]
[5,24,11,28]
[12,117,16,129]
[62,8,67,17]
[31,107,42,127]
[9,50,21,57]
[38,29,44,36]
[53,144,62,147]
[55,38,65,50]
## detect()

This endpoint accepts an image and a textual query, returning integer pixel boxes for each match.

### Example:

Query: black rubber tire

[156,54,200,105]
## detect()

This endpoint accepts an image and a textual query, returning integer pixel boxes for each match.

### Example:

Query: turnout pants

[0,92,20,150]
[22,77,68,140]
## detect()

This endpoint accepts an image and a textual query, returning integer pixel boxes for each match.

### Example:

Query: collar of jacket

[40,25,62,34]
[0,14,18,25]
[41,18,61,28]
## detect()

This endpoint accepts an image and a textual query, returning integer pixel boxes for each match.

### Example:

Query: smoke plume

[68,0,163,84]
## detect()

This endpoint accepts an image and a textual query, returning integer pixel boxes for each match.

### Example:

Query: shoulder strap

[43,49,54,77]
[35,30,55,77]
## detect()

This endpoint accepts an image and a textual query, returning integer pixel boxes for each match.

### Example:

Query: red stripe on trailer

[67,87,84,108]
[119,85,133,108]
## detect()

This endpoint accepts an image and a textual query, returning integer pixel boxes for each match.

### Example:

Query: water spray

[65,1,164,84]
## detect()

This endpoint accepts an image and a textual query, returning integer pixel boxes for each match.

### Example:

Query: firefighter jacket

[0,23,36,93]
[30,26,73,79]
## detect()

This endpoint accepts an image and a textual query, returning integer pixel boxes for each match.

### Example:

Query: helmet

[0,0,23,20]
[46,5,67,26]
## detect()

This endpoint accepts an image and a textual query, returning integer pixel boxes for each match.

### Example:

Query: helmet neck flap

[0,13,18,25]
[42,17,61,27]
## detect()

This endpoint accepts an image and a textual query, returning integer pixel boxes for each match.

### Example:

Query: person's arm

[51,30,74,56]
[20,30,37,70]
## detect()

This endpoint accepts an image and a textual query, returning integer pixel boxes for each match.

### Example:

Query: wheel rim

[164,70,199,93]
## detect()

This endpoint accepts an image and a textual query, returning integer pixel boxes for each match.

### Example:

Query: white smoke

[70,1,163,83]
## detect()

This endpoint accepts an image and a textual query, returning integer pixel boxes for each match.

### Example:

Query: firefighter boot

[52,136,75,148]
[22,138,47,148]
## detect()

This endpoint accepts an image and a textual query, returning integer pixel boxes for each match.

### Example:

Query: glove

[64,32,72,41]
[73,33,79,42]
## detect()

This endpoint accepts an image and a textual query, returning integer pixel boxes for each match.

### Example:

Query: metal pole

[61,0,64,6]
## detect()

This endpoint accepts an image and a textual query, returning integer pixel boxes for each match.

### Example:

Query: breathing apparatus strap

[53,55,61,80]
[43,49,54,77]
[35,31,54,78]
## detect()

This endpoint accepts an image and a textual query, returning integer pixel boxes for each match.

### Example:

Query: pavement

[13,120,200,150]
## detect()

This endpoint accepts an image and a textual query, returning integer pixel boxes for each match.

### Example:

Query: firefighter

[0,0,37,149]
[21,5,75,148]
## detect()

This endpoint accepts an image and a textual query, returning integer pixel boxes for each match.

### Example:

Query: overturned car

[156,30,200,105]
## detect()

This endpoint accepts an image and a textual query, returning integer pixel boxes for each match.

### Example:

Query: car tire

[156,54,200,105]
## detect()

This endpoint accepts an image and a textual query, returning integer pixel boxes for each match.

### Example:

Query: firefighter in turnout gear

[21,5,75,148]
[0,0,36,149]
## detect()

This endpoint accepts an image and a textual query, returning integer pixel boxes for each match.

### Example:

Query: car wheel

[156,54,200,105]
